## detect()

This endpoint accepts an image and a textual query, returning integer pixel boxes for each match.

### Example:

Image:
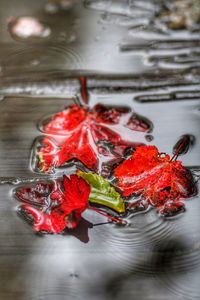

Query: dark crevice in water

[121,40,200,51]
[0,177,54,185]
[135,90,200,102]
[1,72,200,97]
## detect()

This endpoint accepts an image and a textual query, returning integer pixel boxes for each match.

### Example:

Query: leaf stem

[170,137,188,162]
[88,205,125,224]
[80,77,87,111]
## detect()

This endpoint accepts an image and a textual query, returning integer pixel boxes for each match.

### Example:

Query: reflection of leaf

[39,103,150,176]
[64,217,93,244]
[16,175,90,233]
[173,134,195,156]
[114,146,196,215]
[77,170,125,213]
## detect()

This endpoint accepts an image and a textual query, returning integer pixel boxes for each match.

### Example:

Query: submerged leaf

[16,174,90,233]
[77,170,125,213]
[114,145,196,216]
[38,103,151,176]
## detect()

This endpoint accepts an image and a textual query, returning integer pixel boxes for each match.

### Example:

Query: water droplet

[145,135,154,142]
[44,2,59,14]
[30,59,40,66]
[95,35,100,41]
[12,178,22,185]
[142,54,155,66]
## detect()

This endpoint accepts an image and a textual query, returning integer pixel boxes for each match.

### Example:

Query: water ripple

[2,44,82,75]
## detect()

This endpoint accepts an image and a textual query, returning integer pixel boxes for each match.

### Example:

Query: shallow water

[0,0,200,299]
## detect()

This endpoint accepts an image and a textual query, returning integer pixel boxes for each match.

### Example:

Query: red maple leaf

[16,174,90,233]
[38,104,150,176]
[114,146,196,215]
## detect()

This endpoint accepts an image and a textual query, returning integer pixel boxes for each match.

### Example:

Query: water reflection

[0,0,199,299]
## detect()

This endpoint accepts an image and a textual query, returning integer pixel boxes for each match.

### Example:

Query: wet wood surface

[0,1,200,300]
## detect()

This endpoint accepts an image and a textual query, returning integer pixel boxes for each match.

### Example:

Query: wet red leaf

[114,146,196,215]
[17,174,90,233]
[38,103,150,175]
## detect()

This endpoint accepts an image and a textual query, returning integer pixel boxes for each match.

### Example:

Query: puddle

[0,0,199,299]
